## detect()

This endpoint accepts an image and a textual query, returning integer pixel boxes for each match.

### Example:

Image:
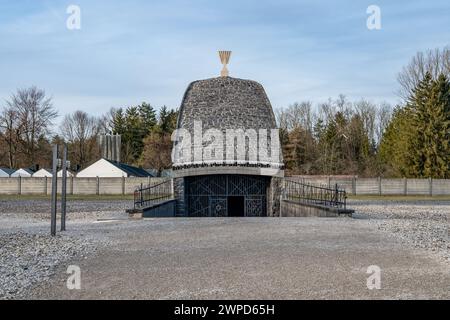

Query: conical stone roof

[177,76,277,131]
[173,76,284,177]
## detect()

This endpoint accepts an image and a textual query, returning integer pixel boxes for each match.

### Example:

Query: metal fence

[284,179,347,209]
[134,179,173,209]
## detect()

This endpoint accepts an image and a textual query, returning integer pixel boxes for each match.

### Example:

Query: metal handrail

[134,179,173,209]
[283,179,347,209]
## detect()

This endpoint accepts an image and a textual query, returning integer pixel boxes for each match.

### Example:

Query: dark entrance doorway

[228,196,244,217]
[185,175,269,217]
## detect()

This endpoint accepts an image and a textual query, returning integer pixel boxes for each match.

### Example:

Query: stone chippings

[0,231,97,299]
[350,200,449,263]
[25,217,450,299]
[176,76,283,164]
[0,199,124,299]
[0,199,130,220]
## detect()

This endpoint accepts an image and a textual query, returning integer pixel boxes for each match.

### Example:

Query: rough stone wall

[178,77,277,132]
[175,76,283,166]
[173,177,186,216]
[268,177,283,217]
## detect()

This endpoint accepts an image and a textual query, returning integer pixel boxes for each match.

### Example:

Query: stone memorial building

[171,51,284,217]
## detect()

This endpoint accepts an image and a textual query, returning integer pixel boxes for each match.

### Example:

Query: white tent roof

[0,168,15,177]
[57,170,74,177]
[10,168,33,177]
[33,168,53,177]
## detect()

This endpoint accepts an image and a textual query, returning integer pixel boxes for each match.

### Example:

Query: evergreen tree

[112,108,126,135]
[138,102,157,134]
[157,106,178,134]
[378,106,413,177]
[111,105,151,164]
[124,106,147,163]
[319,111,347,174]
[430,74,450,177]
[407,72,450,178]
[380,72,450,178]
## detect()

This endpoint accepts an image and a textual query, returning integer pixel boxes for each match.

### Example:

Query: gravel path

[1,199,449,300]
[0,231,97,299]
[0,199,126,299]
[0,199,130,221]
[349,200,449,263]
[25,217,449,299]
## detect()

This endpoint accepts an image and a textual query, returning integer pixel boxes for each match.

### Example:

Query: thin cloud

[0,0,449,118]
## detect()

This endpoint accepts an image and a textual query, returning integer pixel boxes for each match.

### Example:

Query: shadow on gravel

[350,212,376,220]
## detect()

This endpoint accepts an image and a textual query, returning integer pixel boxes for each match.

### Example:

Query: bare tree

[275,108,289,131]
[375,102,392,146]
[98,107,117,135]
[317,99,336,127]
[60,110,99,168]
[0,106,21,168]
[354,99,377,144]
[397,47,450,100]
[0,133,7,167]
[7,87,57,165]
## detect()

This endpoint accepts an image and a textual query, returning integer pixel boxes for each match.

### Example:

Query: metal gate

[185,175,269,217]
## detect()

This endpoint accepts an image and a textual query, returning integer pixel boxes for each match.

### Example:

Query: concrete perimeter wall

[288,176,450,196]
[0,177,167,195]
[0,176,449,196]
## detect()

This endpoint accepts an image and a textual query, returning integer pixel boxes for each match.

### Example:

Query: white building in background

[57,170,74,177]
[33,168,52,177]
[10,168,34,177]
[0,168,15,177]
[75,158,153,178]
[31,168,74,177]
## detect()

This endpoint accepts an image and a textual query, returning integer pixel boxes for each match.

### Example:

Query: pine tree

[378,106,413,177]
[112,108,126,135]
[424,74,450,177]
[407,72,450,178]
[157,106,178,134]
[138,102,157,134]
[124,106,145,163]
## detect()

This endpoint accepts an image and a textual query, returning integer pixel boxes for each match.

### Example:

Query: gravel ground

[0,199,126,300]
[26,217,450,299]
[349,200,449,263]
[0,199,449,300]
[0,199,130,221]
[0,231,97,299]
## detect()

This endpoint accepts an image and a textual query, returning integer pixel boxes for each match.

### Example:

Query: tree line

[1,47,449,177]
[279,47,449,178]
[0,92,177,174]
[277,96,392,176]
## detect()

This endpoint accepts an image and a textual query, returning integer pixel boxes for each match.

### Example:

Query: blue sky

[0,0,449,121]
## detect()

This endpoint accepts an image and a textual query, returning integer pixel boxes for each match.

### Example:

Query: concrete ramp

[281,200,354,217]
[127,199,176,218]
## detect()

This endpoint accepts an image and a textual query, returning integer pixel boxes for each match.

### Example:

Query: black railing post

[284,179,346,209]
[344,191,347,210]
[133,179,174,209]
[334,183,338,207]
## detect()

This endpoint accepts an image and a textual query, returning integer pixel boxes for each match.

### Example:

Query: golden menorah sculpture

[218,51,231,77]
